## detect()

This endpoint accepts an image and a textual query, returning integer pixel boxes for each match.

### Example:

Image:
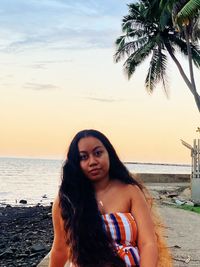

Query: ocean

[0,157,191,206]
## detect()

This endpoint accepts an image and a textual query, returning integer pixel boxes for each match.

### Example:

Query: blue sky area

[0,0,129,53]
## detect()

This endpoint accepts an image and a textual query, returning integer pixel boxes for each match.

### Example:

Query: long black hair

[59,129,143,267]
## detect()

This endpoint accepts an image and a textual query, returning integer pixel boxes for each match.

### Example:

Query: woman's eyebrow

[93,146,103,151]
[79,146,103,153]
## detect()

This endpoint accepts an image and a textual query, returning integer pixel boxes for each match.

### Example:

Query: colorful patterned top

[101,212,140,267]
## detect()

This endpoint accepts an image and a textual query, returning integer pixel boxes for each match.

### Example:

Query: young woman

[49,129,172,267]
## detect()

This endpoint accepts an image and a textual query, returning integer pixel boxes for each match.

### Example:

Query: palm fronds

[175,0,200,26]
[114,0,200,111]
[122,38,156,79]
[145,47,168,94]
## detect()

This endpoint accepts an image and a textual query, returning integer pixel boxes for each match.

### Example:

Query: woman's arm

[49,195,69,267]
[129,185,158,267]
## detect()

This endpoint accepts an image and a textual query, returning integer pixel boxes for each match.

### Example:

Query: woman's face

[78,136,110,182]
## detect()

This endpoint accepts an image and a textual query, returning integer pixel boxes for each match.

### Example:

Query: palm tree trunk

[165,41,200,112]
[184,26,196,89]
[184,25,200,112]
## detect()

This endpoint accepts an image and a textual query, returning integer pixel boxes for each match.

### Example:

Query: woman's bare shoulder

[52,195,62,220]
[124,183,146,203]
[52,194,59,208]
[116,181,141,192]
[113,181,144,200]
[51,195,67,239]
[112,180,141,192]
[52,194,58,205]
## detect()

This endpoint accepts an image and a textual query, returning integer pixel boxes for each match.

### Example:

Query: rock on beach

[0,205,53,267]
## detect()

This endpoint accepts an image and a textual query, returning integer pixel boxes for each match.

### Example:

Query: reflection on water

[0,157,191,206]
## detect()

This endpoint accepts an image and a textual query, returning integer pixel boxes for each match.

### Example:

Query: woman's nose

[88,155,97,166]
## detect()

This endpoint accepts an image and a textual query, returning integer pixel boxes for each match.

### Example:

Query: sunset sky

[0,0,199,164]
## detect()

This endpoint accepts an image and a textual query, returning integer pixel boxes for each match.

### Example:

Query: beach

[0,173,194,267]
[1,181,200,267]
[0,157,192,266]
[0,205,53,267]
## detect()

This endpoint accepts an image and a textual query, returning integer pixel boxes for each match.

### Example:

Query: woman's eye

[80,154,88,161]
[95,150,103,157]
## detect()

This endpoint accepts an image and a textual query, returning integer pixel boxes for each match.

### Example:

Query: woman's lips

[89,168,101,175]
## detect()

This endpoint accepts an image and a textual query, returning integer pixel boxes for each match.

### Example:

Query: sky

[0,0,199,164]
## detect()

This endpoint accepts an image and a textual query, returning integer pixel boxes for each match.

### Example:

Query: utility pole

[181,138,200,203]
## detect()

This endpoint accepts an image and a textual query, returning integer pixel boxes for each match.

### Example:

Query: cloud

[28,59,73,69]
[28,64,46,70]
[81,96,125,103]
[24,82,59,91]
[0,27,118,53]
[36,59,72,64]
[0,1,127,53]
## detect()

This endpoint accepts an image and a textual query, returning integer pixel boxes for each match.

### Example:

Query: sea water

[0,157,191,206]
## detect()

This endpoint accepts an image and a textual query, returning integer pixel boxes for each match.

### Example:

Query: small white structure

[181,139,200,203]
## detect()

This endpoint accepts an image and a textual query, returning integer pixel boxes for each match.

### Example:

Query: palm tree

[160,0,200,26]
[161,0,200,110]
[114,0,200,111]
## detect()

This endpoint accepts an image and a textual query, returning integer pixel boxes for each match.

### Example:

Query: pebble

[31,243,47,252]
[19,200,27,204]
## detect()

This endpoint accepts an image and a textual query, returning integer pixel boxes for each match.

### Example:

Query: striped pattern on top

[102,212,140,267]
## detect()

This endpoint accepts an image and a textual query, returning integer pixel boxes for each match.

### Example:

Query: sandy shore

[0,205,53,267]
[1,181,198,267]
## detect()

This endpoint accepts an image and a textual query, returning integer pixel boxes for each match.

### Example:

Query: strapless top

[101,212,140,267]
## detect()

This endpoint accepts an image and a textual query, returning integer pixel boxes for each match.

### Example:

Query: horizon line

[0,155,191,166]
